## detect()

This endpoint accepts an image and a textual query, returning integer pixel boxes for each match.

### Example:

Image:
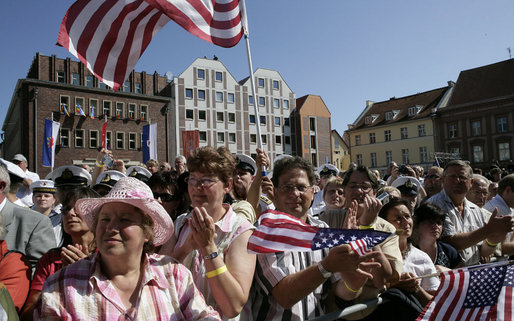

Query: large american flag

[417,262,513,321]
[58,0,243,91]
[247,210,391,256]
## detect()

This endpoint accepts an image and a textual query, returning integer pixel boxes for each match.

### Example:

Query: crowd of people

[0,149,513,320]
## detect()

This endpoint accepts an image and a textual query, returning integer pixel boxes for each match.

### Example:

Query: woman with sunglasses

[147,171,182,220]
[20,187,99,321]
[160,147,256,320]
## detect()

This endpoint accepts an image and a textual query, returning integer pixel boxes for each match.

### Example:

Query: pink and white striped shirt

[35,253,220,320]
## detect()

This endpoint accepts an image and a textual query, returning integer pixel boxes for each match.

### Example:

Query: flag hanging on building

[182,130,199,158]
[417,261,511,321]
[142,123,157,163]
[90,106,95,119]
[61,103,70,117]
[247,210,391,256]
[101,122,108,149]
[58,0,243,91]
[42,119,60,167]
[76,104,86,116]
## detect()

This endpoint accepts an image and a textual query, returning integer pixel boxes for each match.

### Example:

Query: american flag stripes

[58,0,243,91]
[247,210,391,256]
[417,262,513,321]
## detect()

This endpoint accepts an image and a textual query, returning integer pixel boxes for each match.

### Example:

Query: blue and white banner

[142,123,157,164]
[42,119,60,167]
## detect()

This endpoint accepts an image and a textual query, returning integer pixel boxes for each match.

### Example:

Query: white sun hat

[75,177,173,246]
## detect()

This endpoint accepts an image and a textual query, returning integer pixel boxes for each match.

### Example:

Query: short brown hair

[187,147,235,185]
[498,174,514,195]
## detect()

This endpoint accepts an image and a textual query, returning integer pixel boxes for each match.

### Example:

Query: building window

[217,132,225,142]
[115,102,124,119]
[217,112,224,122]
[60,96,70,114]
[197,69,205,80]
[249,95,254,105]
[471,120,481,136]
[90,130,99,148]
[261,135,267,144]
[186,109,194,120]
[215,71,223,82]
[99,81,108,89]
[384,130,391,142]
[402,149,409,164]
[57,71,66,83]
[369,133,376,144]
[199,110,206,121]
[227,93,235,103]
[473,145,483,163]
[89,99,98,118]
[355,135,361,146]
[401,127,408,139]
[216,92,223,102]
[276,135,282,144]
[198,90,205,100]
[370,153,377,168]
[116,132,125,149]
[356,154,363,166]
[75,129,84,148]
[386,151,392,164]
[135,83,141,94]
[128,104,136,120]
[309,118,316,131]
[60,128,70,147]
[228,112,235,123]
[273,80,279,90]
[285,136,291,145]
[75,97,85,115]
[311,153,318,167]
[273,98,280,108]
[185,88,193,99]
[310,135,317,149]
[258,78,264,88]
[199,131,207,142]
[85,76,94,87]
[249,115,256,124]
[283,100,289,109]
[448,123,457,138]
[106,132,112,150]
[385,111,393,121]
[418,124,426,137]
[259,115,266,125]
[122,81,131,92]
[284,118,290,126]
[103,101,112,117]
[140,105,148,121]
[497,117,508,133]
[71,73,80,85]
[250,134,257,144]
[228,133,236,143]
[419,146,427,163]
[449,147,460,155]
[498,142,510,161]
[129,133,137,150]
[274,117,281,126]
[259,97,265,106]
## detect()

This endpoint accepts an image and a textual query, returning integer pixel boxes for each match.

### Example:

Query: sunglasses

[153,192,178,202]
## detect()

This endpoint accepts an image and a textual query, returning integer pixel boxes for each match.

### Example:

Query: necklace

[401,244,411,259]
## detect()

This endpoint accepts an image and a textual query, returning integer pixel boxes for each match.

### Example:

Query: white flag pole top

[240,0,266,175]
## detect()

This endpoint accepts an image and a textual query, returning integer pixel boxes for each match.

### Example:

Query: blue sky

[1,1,514,143]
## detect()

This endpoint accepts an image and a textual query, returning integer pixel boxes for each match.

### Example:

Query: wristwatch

[203,251,218,260]
[317,261,332,279]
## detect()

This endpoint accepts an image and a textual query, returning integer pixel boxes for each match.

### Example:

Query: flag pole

[240,0,266,176]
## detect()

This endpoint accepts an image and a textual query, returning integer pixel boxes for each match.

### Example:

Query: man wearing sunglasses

[423,166,444,198]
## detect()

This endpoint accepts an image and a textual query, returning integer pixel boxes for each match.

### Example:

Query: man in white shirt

[484,174,514,216]
[12,154,40,207]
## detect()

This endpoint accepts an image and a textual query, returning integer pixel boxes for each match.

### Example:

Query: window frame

[215,71,223,82]
[197,69,205,80]
[74,129,85,148]
[103,100,112,118]
[185,88,193,99]
[198,90,206,100]
[128,132,137,150]
[89,130,99,149]
[60,128,70,148]
[116,131,125,150]
[140,105,148,121]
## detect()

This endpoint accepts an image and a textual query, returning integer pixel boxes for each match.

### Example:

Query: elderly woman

[379,199,440,307]
[160,147,256,320]
[36,177,220,320]
[21,186,98,321]
[319,176,346,228]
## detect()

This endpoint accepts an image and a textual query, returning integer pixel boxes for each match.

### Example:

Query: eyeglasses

[345,183,373,193]
[425,174,441,179]
[277,184,312,194]
[188,177,220,189]
[153,192,178,202]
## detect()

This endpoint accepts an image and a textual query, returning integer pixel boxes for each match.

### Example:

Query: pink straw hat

[75,177,173,246]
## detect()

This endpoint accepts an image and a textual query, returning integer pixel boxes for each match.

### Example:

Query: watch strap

[317,261,332,279]
[203,251,218,260]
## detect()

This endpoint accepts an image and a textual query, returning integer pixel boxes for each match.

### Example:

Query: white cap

[12,154,28,163]
[126,166,152,182]
[317,164,340,177]
[95,170,127,188]
[30,180,56,193]
[0,158,28,179]
[234,154,257,175]
[46,165,92,187]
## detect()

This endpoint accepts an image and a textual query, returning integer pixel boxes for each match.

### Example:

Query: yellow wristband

[485,239,498,247]
[96,162,104,168]
[206,265,227,278]
[359,224,374,230]
[343,280,362,293]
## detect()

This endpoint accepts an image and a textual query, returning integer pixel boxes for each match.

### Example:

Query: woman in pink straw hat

[35,177,220,320]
